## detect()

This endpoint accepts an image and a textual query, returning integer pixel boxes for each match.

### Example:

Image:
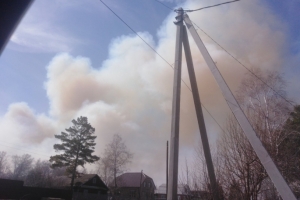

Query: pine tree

[280,105,300,183]
[50,116,100,189]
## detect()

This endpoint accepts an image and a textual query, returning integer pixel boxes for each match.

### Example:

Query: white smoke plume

[0,0,291,185]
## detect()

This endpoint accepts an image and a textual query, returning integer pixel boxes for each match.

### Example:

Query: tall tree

[236,69,291,159]
[95,156,113,185]
[237,69,298,198]
[217,69,296,199]
[102,134,133,187]
[49,116,100,189]
[218,117,267,199]
[279,105,300,196]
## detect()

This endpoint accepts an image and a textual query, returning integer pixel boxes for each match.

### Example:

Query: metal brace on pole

[183,13,296,200]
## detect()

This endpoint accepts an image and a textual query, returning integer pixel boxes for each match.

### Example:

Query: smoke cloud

[0,0,290,186]
[0,102,56,144]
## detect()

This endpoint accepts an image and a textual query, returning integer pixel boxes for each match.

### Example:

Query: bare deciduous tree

[217,69,297,199]
[25,160,52,187]
[10,154,33,180]
[191,143,224,200]
[101,134,133,187]
[178,143,225,200]
[178,69,299,199]
[218,117,267,200]
[96,156,114,185]
[25,160,70,187]
[0,151,10,178]
[237,69,292,160]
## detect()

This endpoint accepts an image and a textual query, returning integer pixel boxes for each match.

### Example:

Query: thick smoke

[0,0,289,186]
[0,102,56,144]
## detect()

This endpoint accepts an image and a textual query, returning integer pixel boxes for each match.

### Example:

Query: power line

[153,0,295,127]
[99,0,226,133]
[180,0,240,12]
[161,0,291,107]
[99,1,194,94]
[191,21,295,107]
[153,0,240,13]
[98,0,182,86]
[153,0,173,11]
[153,0,295,123]
[100,1,192,87]
[0,142,50,159]
[99,0,171,68]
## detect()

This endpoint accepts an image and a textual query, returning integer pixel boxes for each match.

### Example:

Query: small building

[72,174,109,200]
[154,184,192,200]
[109,172,156,200]
[0,178,72,200]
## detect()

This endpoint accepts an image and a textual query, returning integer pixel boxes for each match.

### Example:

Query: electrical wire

[182,0,240,12]
[100,0,194,94]
[0,142,50,159]
[153,0,240,13]
[99,0,227,133]
[191,21,295,107]
[154,0,295,120]
[153,0,295,125]
[99,0,171,68]
[99,0,184,87]
[153,0,173,11]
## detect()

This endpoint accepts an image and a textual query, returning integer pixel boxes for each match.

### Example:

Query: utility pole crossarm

[183,14,296,200]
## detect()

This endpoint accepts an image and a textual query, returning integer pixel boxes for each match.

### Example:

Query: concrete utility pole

[168,8,220,200]
[167,7,183,200]
[167,5,295,200]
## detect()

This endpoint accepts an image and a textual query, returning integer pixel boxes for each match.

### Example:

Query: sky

[0,0,299,186]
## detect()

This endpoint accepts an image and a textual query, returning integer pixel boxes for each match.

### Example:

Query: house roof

[74,174,98,185]
[109,172,154,188]
[155,184,191,195]
[74,174,109,190]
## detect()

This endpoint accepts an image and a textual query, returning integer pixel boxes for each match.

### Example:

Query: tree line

[0,152,69,187]
[0,117,132,189]
[180,69,300,199]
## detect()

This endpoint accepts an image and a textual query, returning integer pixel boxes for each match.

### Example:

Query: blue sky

[0,0,176,114]
[0,0,299,185]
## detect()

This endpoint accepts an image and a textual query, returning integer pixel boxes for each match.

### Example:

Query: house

[72,174,109,200]
[0,178,72,200]
[154,184,192,200]
[109,172,156,200]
